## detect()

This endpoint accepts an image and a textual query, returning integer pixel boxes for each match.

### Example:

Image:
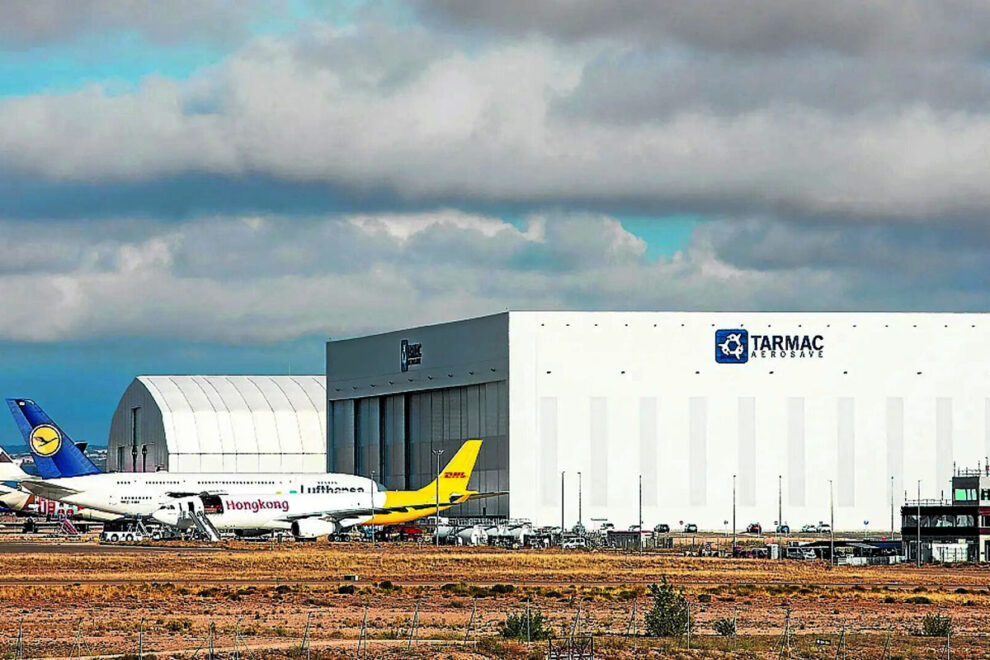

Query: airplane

[0,448,116,522]
[149,440,496,539]
[6,398,501,538]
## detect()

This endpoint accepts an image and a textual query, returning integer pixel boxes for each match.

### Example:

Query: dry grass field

[0,538,988,658]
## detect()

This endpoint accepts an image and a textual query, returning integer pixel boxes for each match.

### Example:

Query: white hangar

[326,311,990,530]
[107,375,326,473]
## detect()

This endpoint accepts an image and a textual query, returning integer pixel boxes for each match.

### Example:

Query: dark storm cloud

[3,11,990,223]
[0,1,280,49]
[559,53,990,122]
[416,0,990,57]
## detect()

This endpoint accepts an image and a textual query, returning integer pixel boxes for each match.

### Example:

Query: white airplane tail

[0,447,29,482]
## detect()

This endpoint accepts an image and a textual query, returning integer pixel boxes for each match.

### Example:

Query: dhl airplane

[6,398,501,539]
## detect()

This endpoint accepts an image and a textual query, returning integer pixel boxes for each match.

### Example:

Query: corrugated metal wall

[330,381,509,518]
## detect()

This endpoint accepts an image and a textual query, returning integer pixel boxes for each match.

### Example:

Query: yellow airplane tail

[417,439,482,500]
[371,440,483,526]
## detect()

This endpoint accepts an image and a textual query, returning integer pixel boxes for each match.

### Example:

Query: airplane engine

[290,518,340,539]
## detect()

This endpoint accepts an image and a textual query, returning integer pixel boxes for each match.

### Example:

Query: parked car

[654,523,670,534]
[786,547,817,560]
[562,537,588,550]
[800,524,818,534]
[775,524,790,534]
[817,523,832,534]
[746,522,762,534]
[683,523,698,533]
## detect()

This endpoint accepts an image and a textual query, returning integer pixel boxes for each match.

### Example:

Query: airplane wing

[280,491,508,523]
[19,479,80,499]
[164,490,228,498]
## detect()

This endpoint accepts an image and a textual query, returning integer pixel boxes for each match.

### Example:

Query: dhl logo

[443,471,467,479]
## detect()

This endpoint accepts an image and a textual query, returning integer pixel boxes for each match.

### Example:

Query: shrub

[921,612,952,637]
[905,596,931,605]
[378,580,394,590]
[713,617,736,637]
[712,616,736,637]
[164,618,192,632]
[337,584,356,595]
[500,608,552,641]
[644,576,690,638]
[491,583,516,595]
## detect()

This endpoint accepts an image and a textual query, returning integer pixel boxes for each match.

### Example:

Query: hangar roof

[137,375,325,457]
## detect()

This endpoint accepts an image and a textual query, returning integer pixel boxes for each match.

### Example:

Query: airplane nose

[151,510,175,526]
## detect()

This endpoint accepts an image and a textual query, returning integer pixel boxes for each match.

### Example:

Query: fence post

[300,611,312,660]
[138,618,144,660]
[407,600,420,649]
[464,600,476,645]
[731,606,738,652]
[71,620,83,660]
[356,606,368,658]
[233,617,242,660]
[14,619,23,660]
[626,598,637,637]
[686,600,691,650]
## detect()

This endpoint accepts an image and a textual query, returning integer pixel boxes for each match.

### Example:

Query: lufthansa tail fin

[417,440,482,501]
[5,399,100,479]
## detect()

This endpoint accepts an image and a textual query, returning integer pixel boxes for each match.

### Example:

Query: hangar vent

[107,375,326,473]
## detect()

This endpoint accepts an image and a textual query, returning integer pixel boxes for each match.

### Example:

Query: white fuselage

[0,484,118,522]
[30,472,378,517]
[156,491,388,532]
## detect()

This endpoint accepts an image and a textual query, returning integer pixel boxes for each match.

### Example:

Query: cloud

[415,0,990,57]
[0,1,280,49]
[2,16,990,223]
[0,211,985,345]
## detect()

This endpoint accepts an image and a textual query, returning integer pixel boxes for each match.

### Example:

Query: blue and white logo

[715,329,748,364]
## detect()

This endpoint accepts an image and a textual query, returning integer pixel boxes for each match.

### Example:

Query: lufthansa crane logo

[715,329,749,364]
[29,424,63,457]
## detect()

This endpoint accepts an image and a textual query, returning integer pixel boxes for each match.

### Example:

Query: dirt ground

[0,538,988,658]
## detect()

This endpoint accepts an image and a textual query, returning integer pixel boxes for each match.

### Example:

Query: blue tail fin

[5,399,101,479]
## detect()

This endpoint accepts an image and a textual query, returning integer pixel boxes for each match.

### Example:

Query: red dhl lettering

[443,471,467,479]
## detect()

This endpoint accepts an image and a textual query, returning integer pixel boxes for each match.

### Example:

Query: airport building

[107,375,326,473]
[902,466,990,563]
[327,311,990,529]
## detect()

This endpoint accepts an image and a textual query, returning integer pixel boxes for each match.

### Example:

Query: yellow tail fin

[417,440,482,500]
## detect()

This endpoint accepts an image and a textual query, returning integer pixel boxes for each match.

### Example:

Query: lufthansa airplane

[5,399,498,536]
[0,448,117,522]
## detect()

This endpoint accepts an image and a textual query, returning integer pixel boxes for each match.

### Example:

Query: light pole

[731,474,736,557]
[890,475,895,540]
[560,470,566,543]
[778,474,783,532]
[829,479,835,566]
[577,471,583,529]
[370,470,377,547]
[433,449,445,548]
[916,479,922,568]
[638,474,643,553]
[778,474,783,559]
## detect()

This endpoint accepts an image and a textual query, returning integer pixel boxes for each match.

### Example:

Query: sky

[1,1,989,445]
